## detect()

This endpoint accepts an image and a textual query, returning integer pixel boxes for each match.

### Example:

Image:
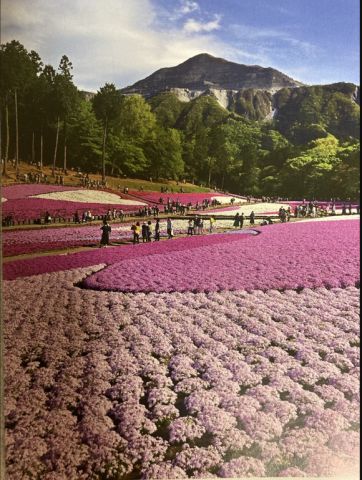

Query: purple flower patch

[80,220,359,293]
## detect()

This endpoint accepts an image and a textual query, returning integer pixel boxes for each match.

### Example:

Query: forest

[1,40,360,199]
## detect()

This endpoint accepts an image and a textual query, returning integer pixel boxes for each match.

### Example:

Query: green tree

[92,83,122,182]
[67,100,103,172]
[149,92,185,127]
[145,127,184,180]
[0,40,39,174]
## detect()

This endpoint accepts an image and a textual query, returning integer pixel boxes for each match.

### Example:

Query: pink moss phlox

[81,220,359,293]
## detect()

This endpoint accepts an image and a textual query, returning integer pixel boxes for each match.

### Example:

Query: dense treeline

[1,40,360,199]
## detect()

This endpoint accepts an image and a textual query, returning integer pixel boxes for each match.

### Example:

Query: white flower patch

[1,197,7,202]
[30,189,147,205]
[210,202,290,216]
[211,195,243,204]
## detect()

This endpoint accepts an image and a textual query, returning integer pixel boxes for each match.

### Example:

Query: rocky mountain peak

[121,53,303,97]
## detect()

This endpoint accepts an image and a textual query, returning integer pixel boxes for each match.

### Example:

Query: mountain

[121,53,359,133]
[121,53,304,97]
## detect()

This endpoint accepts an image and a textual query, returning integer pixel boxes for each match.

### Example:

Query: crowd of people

[293,201,359,217]
[16,172,49,184]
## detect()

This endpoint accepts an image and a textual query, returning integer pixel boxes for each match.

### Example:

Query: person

[74,211,80,223]
[131,222,140,244]
[199,218,204,234]
[342,204,347,215]
[154,218,160,241]
[100,221,111,247]
[141,222,148,243]
[187,218,194,235]
[209,216,215,233]
[348,203,352,214]
[249,211,255,226]
[147,220,152,242]
[167,218,173,239]
[233,213,240,228]
[45,211,52,224]
[240,213,244,229]
[196,216,203,234]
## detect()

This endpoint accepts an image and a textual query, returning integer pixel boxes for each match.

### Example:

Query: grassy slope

[1,161,212,193]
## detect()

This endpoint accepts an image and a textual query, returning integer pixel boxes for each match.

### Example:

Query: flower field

[2,220,257,257]
[128,191,236,205]
[1,185,147,221]
[3,217,360,479]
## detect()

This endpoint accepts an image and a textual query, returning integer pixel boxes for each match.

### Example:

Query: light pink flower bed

[3,266,360,478]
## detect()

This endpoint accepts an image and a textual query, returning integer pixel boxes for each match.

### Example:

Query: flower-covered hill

[1,184,147,221]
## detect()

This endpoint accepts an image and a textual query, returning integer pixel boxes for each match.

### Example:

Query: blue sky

[1,0,359,91]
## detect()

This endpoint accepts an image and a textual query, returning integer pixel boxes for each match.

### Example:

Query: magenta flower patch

[81,220,359,293]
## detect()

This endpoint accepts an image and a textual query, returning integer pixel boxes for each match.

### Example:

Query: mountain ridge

[121,53,304,96]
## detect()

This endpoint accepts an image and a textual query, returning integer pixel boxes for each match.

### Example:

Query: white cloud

[179,0,199,15]
[183,14,222,33]
[1,0,231,91]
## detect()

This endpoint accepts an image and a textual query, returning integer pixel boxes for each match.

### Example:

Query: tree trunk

[101,118,108,183]
[63,120,67,172]
[52,116,60,176]
[14,89,19,175]
[63,144,67,172]
[3,102,9,175]
[0,108,2,175]
[31,131,35,165]
[40,129,43,172]
[221,171,225,190]
[207,159,212,187]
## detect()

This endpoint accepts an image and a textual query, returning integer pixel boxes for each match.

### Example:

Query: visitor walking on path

[233,213,240,228]
[154,219,161,241]
[240,213,244,229]
[199,218,204,234]
[132,222,140,244]
[209,216,216,233]
[167,218,174,239]
[147,221,153,242]
[187,218,194,235]
[141,222,148,243]
[100,221,111,247]
[249,211,255,226]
